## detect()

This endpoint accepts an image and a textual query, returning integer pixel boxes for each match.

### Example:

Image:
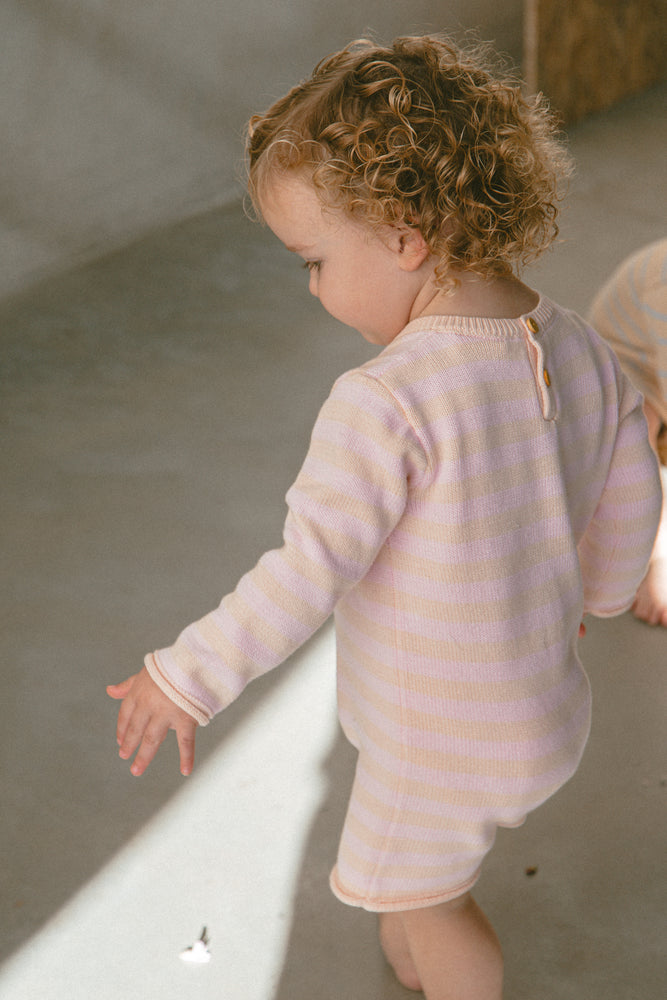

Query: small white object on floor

[180,926,211,964]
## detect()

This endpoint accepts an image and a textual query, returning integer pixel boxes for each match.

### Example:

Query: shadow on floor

[0,199,372,966]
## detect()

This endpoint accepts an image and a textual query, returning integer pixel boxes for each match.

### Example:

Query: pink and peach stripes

[147,296,661,911]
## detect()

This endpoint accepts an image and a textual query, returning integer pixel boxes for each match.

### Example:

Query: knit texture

[147,296,661,911]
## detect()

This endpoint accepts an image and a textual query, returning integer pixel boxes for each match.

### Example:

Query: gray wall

[2,1,523,299]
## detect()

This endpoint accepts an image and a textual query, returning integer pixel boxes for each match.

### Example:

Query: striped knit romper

[147,295,661,912]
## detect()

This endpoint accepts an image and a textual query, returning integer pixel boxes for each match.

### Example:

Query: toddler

[108,36,662,1000]
[589,238,667,626]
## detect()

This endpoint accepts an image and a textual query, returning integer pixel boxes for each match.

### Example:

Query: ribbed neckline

[394,294,557,344]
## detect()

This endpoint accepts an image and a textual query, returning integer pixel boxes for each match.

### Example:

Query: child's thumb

[106,675,137,699]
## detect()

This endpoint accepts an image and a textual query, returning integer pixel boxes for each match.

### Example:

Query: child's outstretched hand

[107,667,197,777]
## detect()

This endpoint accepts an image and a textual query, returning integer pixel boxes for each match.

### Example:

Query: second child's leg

[632,403,667,626]
[381,893,503,1000]
[632,483,667,626]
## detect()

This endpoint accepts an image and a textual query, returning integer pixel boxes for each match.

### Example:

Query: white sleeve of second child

[145,370,428,725]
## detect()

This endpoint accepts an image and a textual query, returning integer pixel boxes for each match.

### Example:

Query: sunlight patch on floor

[0,626,339,1000]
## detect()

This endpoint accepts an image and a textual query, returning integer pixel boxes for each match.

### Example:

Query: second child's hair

[246,34,572,287]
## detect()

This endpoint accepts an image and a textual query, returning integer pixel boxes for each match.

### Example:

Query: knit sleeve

[145,369,427,724]
[577,378,662,617]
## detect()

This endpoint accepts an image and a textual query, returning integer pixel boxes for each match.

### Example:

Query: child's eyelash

[302,260,321,272]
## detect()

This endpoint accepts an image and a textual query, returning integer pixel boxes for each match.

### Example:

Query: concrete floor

[1,83,666,1000]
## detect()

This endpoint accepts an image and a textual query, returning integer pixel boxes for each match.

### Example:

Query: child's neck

[414,270,539,322]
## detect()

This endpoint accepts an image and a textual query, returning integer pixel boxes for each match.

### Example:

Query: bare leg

[632,403,667,626]
[632,492,667,625]
[381,893,503,1000]
[378,911,422,991]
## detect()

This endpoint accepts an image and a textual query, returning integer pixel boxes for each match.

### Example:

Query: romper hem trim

[328,865,482,913]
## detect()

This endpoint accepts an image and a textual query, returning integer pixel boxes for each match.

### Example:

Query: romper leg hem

[328,864,482,913]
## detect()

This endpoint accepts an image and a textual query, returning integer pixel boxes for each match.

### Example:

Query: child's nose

[308,272,319,297]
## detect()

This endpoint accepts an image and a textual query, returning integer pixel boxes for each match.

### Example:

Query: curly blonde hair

[246,34,572,286]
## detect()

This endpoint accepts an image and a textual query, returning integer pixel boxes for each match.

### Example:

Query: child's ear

[396,227,430,271]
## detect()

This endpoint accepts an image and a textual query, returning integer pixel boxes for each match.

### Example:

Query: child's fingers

[176,722,197,777]
[114,683,141,748]
[126,721,171,777]
[112,666,160,748]
[116,701,150,763]
[116,694,170,774]
[124,717,196,777]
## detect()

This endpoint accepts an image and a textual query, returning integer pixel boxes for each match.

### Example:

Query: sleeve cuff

[144,651,212,727]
